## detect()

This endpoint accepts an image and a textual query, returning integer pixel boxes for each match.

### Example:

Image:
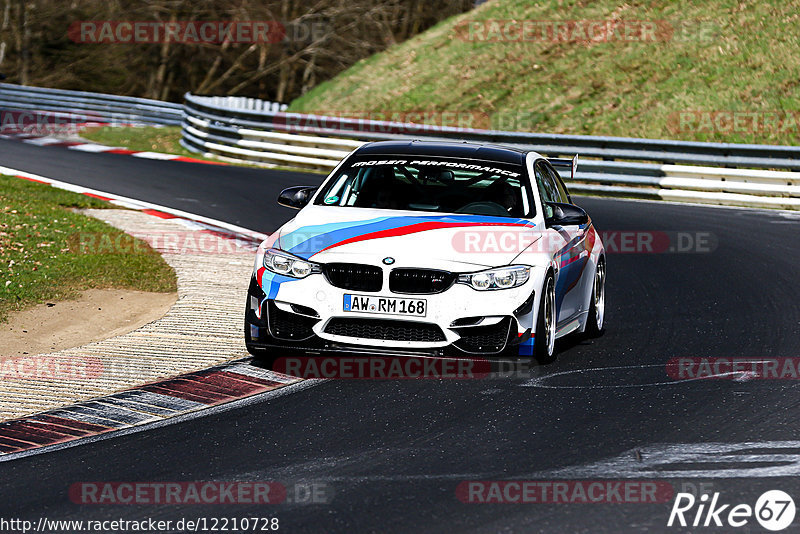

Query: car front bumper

[245,266,543,356]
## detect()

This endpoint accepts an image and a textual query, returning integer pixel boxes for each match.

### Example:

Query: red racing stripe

[32,414,112,433]
[194,370,280,392]
[49,141,84,148]
[0,427,43,446]
[0,438,28,453]
[219,371,283,388]
[143,381,235,404]
[256,267,267,289]
[172,156,228,165]
[141,209,177,219]
[25,419,94,437]
[317,221,533,254]
[143,384,219,405]
[6,421,76,441]
[183,372,268,397]
[15,174,49,184]
[83,192,113,201]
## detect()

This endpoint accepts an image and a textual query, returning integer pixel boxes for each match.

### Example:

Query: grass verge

[80,125,201,157]
[0,175,176,322]
[290,0,800,146]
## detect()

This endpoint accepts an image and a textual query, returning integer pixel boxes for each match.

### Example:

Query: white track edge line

[0,165,269,241]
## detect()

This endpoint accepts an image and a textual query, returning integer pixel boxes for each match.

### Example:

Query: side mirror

[278,186,317,209]
[545,202,589,227]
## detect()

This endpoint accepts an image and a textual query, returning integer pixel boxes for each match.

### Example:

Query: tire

[584,259,606,338]
[534,273,557,364]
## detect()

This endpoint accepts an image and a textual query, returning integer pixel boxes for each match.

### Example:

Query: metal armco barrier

[3,83,798,210]
[182,93,800,210]
[0,83,183,126]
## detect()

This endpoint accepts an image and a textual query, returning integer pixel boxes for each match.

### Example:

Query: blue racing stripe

[260,271,297,300]
[518,337,535,356]
[282,214,534,258]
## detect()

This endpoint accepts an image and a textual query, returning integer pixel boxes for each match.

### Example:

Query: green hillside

[290,0,800,145]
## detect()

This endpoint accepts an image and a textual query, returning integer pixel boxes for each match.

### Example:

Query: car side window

[546,165,571,204]
[534,162,556,218]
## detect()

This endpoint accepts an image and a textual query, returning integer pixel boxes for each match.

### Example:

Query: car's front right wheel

[584,259,605,338]
[534,273,557,364]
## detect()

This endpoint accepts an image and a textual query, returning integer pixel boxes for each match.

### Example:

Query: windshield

[314,156,534,218]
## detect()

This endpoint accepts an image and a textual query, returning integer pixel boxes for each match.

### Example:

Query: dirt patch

[0,289,177,358]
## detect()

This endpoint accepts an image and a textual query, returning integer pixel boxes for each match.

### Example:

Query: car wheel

[584,259,606,337]
[534,273,557,364]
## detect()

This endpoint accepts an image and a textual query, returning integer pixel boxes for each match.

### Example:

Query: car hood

[275,206,540,270]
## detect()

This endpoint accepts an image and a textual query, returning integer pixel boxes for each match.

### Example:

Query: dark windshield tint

[314,157,533,218]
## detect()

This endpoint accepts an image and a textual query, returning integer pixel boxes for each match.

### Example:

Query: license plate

[343,294,427,317]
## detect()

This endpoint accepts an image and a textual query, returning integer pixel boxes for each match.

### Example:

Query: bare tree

[1,0,472,101]
[0,0,11,70]
[14,0,31,84]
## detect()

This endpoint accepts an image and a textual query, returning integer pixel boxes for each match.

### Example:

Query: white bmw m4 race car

[245,141,605,364]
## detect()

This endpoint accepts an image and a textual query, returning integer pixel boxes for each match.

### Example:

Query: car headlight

[263,249,320,279]
[457,266,530,291]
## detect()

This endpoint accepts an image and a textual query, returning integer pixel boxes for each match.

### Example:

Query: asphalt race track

[2,138,800,532]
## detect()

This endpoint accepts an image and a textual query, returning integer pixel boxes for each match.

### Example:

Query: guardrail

[0,83,183,126]
[2,84,797,210]
[182,93,800,210]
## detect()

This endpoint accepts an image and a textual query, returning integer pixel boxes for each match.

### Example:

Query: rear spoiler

[546,154,579,180]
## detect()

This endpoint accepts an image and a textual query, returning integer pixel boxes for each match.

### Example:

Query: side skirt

[555,311,588,339]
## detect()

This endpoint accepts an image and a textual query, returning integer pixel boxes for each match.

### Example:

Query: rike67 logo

[668,490,796,531]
